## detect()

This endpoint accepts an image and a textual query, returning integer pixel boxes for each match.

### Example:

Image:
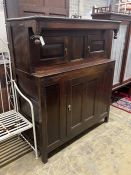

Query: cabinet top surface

[7,16,120,29]
[7,16,120,30]
[6,15,120,23]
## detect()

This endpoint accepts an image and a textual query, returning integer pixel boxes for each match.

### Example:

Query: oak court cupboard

[7,16,120,163]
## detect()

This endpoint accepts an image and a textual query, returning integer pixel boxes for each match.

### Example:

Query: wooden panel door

[40,36,69,65]
[111,23,127,85]
[66,67,114,137]
[66,76,99,137]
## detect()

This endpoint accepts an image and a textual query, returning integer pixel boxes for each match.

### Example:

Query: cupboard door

[40,36,69,65]
[45,82,66,150]
[85,31,105,57]
[66,67,114,136]
[66,76,98,136]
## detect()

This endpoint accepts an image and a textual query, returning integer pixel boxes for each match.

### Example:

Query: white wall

[0,0,8,53]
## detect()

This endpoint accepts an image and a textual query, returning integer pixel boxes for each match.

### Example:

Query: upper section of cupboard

[7,16,120,74]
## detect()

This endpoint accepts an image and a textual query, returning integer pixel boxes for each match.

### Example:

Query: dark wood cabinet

[4,0,69,18]
[7,16,119,163]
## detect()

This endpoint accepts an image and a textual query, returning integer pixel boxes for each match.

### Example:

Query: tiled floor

[0,106,131,175]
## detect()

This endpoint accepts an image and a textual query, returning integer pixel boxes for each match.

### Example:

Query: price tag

[40,36,45,46]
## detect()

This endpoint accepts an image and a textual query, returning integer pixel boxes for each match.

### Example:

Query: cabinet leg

[104,116,109,123]
[42,153,48,164]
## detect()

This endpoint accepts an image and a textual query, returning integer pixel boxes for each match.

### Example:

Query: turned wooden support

[114,29,118,39]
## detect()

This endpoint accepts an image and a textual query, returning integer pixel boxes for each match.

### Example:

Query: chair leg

[104,116,109,123]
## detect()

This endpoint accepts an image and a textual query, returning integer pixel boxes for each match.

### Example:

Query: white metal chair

[0,39,38,159]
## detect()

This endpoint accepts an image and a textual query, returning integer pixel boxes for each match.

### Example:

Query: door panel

[83,79,97,122]
[67,80,83,135]
[40,36,69,65]
[85,31,105,58]
[67,76,99,136]
[71,83,83,127]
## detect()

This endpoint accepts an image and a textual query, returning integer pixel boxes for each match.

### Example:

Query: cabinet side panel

[96,68,114,118]
[11,24,31,72]
[46,84,61,146]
